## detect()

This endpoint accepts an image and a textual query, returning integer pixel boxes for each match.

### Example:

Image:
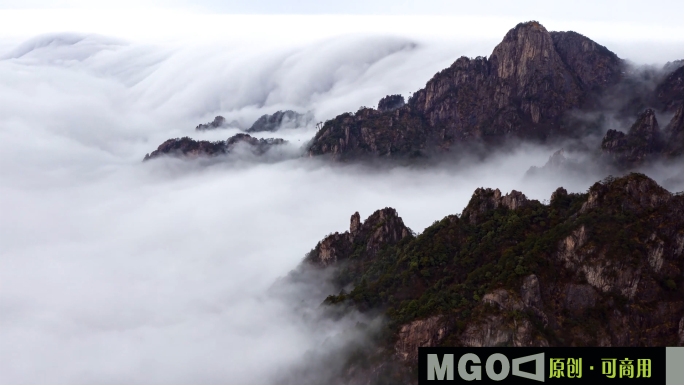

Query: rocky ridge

[305,208,411,269]
[299,173,684,383]
[143,133,286,161]
[524,149,587,179]
[665,104,684,157]
[656,65,684,112]
[147,21,682,167]
[600,109,665,167]
[308,21,625,159]
[528,103,684,176]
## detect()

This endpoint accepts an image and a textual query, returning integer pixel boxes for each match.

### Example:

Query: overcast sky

[0,0,682,50]
[0,0,681,23]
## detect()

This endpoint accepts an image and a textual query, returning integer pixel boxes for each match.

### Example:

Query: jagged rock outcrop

[395,316,447,362]
[461,187,529,224]
[247,110,314,132]
[308,21,624,159]
[143,133,286,161]
[305,173,684,380]
[665,104,684,157]
[564,284,598,311]
[525,149,585,178]
[195,116,226,131]
[580,173,672,214]
[461,291,546,348]
[377,95,405,112]
[549,31,622,93]
[656,65,684,112]
[306,107,428,159]
[663,60,684,76]
[305,208,411,268]
[521,274,543,309]
[525,107,682,176]
[600,109,664,167]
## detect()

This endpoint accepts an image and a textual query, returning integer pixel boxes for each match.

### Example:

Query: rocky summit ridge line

[296,173,684,384]
[144,21,683,167]
[307,21,625,159]
[143,133,286,161]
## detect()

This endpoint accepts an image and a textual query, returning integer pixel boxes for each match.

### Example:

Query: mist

[1,15,683,385]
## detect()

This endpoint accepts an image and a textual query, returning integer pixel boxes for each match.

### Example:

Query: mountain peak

[490,20,558,82]
[308,21,626,159]
[630,108,660,136]
[305,208,410,268]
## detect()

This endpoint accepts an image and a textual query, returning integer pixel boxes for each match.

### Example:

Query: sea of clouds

[1,14,683,385]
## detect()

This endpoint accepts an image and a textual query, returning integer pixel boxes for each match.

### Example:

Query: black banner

[418,347,666,384]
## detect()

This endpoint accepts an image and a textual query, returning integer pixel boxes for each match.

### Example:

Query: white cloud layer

[1,15,683,385]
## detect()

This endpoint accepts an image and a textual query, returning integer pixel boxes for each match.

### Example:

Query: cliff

[147,21,683,167]
[600,109,665,167]
[305,208,411,269]
[656,65,684,112]
[308,21,624,159]
[302,173,684,382]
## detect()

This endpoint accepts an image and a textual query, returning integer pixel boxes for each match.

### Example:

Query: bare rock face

[656,65,684,112]
[601,109,665,167]
[306,107,428,159]
[461,188,529,224]
[350,212,361,236]
[665,104,684,157]
[314,233,355,268]
[549,31,623,92]
[460,316,547,348]
[308,21,624,159]
[195,116,226,131]
[564,284,597,311]
[395,316,447,362]
[483,289,524,311]
[305,208,411,268]
[143,133,286,161]
[414,21,586,139]
[556,225,589,266]
[521,274,543,309]
[461,288,548,348]
[560,174,682,303]
[247,110,314,132]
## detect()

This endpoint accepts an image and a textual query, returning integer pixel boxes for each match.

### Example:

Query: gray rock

[564,284,597,311]
[521,274,542,308]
